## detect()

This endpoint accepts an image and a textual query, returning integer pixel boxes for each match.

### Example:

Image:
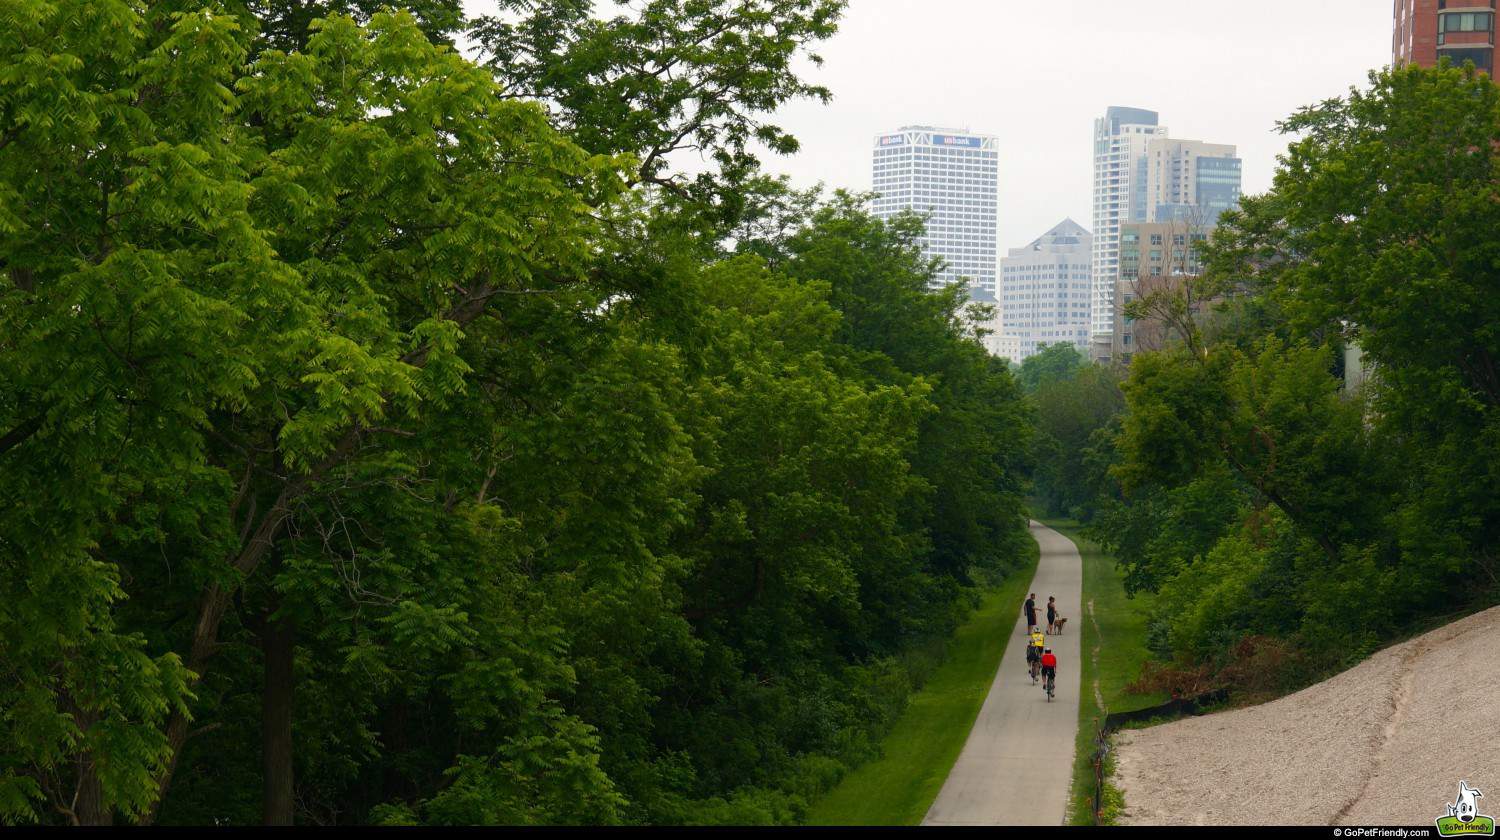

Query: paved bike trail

[921,520,1083,826]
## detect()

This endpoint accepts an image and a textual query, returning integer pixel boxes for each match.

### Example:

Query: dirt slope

[1113,605,1500,826]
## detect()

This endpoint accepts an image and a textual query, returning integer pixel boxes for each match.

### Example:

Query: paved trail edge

[921,521,1083,826]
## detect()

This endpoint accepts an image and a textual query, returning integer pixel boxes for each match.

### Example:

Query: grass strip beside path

[805,541,1040,826]
[1038,518,1167,825]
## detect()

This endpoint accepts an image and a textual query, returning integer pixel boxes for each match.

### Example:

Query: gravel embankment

[1113,605,1500,826]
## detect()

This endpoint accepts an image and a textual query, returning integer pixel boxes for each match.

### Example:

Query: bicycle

[1029,656,1040,685]
[1044,671,1055,702]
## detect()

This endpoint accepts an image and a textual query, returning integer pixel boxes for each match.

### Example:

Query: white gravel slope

[1113,605,1500,826]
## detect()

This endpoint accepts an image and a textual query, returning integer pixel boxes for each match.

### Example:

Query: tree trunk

[142,279,505,821]
[381,697,410,803]
[75,754,109,826]
[261,610,296,826]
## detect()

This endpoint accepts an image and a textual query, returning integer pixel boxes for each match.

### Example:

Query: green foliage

[1051,64,1500,692]
[1030,364,1123,520]
[232,0,466,54]
[471,0,846,229]
[0,3,1031,826]
[768,192,1034,581]
[1017,341,1086,393]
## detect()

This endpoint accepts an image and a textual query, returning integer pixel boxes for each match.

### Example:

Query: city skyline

[760,0,1387,252]
[460,1,1390,251]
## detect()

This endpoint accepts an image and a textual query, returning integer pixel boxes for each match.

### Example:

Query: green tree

[0,4,622,823]
[233,0,466,53]
[1030,364,1124,520]
[1211,61,1500,598]
[767,194,1034,580]
[1017,342,1085,392]
[2,3,1039,828]
[470,0,845,229]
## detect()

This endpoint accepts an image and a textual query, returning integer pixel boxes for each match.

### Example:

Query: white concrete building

[985,331,1023,363]
[1091,107,1167,358]
[1000,218,1093,361]
[871,126,999,298]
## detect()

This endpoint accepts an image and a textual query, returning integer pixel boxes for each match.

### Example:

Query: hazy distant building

[1000,218,1093,361]
[871,126,999,297]
[1113,221,1208,365]
[963,288,1024,363]
[986,331,1023,363]
[1091,107,1167,359]
[1394,0,1495,75]
[1091,106,1242,363]
[1145,138,1242,226]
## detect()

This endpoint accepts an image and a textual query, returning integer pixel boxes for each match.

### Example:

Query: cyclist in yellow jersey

[1026,629,1046,682]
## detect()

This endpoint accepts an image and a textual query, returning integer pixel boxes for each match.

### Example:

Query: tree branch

[144,272,526,824]
[0,414,44,458]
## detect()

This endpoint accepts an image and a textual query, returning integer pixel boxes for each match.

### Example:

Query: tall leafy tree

[2,2,1039,828]
[765,193,1034,580]
[470,0,845,229]
[0,3,622,823]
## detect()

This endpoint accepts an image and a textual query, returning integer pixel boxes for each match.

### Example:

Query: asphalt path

[921,520,1082,826]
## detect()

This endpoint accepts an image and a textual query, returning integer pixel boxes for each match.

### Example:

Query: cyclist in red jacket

[1040,648,1058,699]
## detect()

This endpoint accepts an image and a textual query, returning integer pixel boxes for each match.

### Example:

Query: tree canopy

[1016,342,1086,393]
[0,2,1032,825]
[1043,62,1500,686]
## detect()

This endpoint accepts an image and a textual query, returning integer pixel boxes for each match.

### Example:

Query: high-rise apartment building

[871,126,999,297]
[1145,139,1242,226]
[1091,107,1167,357]
[999,218,1092,360]
[1394,0,1495,75]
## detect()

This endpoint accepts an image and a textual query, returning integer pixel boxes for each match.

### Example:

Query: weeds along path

[1088,599,1105,714]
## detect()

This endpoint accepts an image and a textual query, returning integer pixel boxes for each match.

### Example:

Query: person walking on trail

[1046,596,1058,634]
[1027,628,1046,681]
[1023,593,1037,633]
[1040,648,1058,698]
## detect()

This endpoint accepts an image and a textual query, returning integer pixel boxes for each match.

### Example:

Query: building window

[1438,46,1495,73]
[1440,11,1493,33]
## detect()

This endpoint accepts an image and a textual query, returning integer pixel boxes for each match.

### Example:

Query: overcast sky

[462,0,1393,249]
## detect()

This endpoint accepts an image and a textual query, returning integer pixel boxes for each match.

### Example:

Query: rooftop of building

[1103,106,1160,128]
[874,125,997,141]
[1005,218,1092,256]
